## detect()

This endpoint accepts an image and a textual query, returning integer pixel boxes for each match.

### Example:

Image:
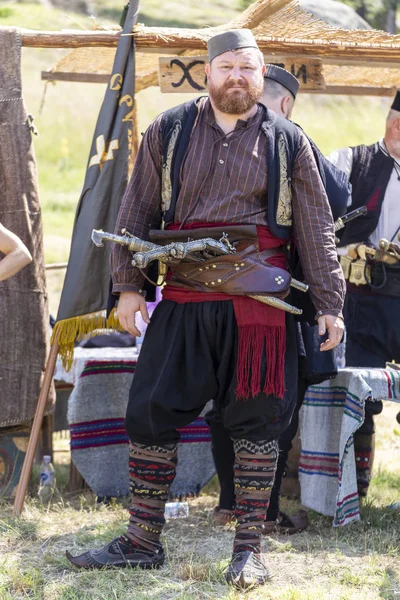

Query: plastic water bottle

[164,501,189,520]
[38,455,55,503]
[135,317,148,353]
[135,287,161,353]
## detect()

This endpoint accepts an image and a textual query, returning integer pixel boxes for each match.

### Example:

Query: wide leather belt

[149,226,290,297]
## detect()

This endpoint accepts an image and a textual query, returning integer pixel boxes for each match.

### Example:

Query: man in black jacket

[329,91,400,496]
[208,64,350,532]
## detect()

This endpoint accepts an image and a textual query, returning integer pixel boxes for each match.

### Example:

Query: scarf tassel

[51,308,123,371]
[236,324,286,400]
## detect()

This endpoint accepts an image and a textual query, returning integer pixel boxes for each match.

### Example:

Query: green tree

[347,0,398,32]
[313,0,399,32]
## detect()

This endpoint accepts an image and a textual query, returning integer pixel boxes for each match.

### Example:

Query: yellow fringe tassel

[51,308,124,372]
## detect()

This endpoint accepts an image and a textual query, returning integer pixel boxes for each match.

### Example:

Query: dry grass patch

[0,404,399,600]
[1,488,399,600]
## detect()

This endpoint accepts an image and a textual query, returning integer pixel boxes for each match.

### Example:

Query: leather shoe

[225,550,270,589]
[66,537,164,570]
[213,506,235,526]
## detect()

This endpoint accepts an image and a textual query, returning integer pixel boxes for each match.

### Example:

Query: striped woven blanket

[68,359,215,498]
[299,368,400,526]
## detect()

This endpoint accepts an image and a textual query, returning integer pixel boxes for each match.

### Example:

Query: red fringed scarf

[162,223,288,399]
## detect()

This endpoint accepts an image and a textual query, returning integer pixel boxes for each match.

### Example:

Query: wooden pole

[13,340,59,516]
[20,29,121,48]
[18,29,400,67]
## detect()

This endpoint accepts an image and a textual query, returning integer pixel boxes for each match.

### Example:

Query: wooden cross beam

[158,55,325,93]
[20,28,400,68]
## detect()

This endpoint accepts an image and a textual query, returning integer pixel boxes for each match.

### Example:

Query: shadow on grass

[379,566,400,600]
[333,503,400,556]
[55,574,218,600]
[269,493,400,559]
[51,517,127,548]
[0,514,39,542]
[49,550,229,600]
[370,468,400,492]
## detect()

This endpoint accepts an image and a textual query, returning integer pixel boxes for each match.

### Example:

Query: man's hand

[115,291,150,337]
[317,314,344,352]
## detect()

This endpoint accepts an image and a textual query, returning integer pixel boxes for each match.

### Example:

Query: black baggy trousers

[125,299,298,446]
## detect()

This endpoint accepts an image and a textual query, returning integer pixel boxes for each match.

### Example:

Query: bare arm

[0,224,32,281]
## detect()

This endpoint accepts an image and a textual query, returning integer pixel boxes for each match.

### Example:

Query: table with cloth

[54,347,216,499]
[56,353,400,523]
[299,367,400,527]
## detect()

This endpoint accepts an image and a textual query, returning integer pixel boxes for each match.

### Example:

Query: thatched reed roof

[322,65,400,96]
[130,0,400,62]
[253,2,400,49]
[41,0,400,95]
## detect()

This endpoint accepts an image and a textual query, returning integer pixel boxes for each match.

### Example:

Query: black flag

[54,1,139,368]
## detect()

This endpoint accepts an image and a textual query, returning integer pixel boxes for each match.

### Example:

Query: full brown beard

[208,77,263,115]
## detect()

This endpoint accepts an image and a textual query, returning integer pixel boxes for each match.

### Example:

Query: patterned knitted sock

[233,438,278,555]
[117,442,177,554]
[354,432,374,497]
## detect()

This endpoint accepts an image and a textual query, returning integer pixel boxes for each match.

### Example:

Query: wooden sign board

[158,55,325,93]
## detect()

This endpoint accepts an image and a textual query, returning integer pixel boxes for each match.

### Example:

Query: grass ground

[0,403,399,600]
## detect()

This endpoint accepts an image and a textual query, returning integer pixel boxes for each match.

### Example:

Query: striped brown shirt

[111,98,345,317]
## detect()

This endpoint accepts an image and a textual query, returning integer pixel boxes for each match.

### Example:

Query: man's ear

[205,63,211,78]
[281,95,291,116]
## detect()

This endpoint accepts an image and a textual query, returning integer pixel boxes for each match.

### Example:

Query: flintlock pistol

[91,228,306,315]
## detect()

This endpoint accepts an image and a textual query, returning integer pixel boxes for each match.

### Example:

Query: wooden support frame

[13,340,59,516]
[20,29,400,68]
[42,71,110,83]
[158,54,325,93]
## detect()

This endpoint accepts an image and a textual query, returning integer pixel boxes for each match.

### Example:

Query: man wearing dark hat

[263,64,351,220]
[209,64,350,534]
[67,29,345,588]
[261,64,298,119]
[329,91,400,497]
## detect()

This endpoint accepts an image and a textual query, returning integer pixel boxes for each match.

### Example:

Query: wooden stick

[13,340,59,517]
[19,29,400,66]
[20,29,121,48]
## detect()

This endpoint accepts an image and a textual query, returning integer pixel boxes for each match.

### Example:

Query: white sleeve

[326,147,353,208]
[326,147,353,179]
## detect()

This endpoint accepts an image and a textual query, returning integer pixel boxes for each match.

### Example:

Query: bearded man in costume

[208,65,350,533]
[67,30,345,589]
[328,91,400,497]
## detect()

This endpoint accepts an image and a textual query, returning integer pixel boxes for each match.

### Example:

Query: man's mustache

[224,80,248,89]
